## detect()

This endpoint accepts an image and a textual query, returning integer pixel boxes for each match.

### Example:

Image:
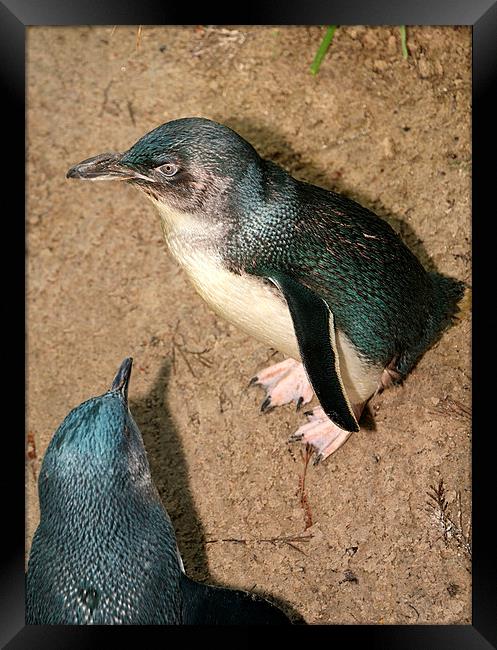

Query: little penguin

[26,357,292,625]
[67,118,466,464]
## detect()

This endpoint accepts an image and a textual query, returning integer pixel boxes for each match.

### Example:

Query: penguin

[67,117,466,464]
[26,357,292,625]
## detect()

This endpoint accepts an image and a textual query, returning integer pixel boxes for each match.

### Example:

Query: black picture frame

[4,0,493,646]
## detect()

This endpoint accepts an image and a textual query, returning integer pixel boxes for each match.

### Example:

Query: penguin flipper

[180,574,291,625]
[266,271,359,433]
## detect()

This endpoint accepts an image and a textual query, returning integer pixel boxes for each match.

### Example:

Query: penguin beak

[111,357,133,405]
[66,153,154,182]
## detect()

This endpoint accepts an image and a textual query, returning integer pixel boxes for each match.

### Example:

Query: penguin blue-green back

[26,358,293,625]
[231,176,465,376]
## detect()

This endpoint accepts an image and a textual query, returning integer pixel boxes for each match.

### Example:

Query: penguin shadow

[360,403,377,432]
[223,116,442,274]
[129,360,208,580]
[129,358,306,624]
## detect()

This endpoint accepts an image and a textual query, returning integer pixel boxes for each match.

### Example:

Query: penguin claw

[312,453,323,466]
[248,376,259,388]
[260,397,273,413]
[301,408,324,423]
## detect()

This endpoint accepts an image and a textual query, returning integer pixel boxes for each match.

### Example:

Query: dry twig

[170,320,213,377]
[206,533,313,555]
[426,478,471,559]
[299,444,314,530]
[429,396,471,421]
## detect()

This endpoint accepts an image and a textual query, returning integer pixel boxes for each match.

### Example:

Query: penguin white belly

[171,246,380,404]
[170,242,299,359]
[156,204,380,404]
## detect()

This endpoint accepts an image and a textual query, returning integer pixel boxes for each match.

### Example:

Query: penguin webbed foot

[249,358,314,413]
[378,357,404,392]
[289,406,363,464]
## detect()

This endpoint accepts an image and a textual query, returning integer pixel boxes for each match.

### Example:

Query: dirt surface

[27,26,471,624]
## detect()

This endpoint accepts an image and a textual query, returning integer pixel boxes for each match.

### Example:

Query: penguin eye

[157,163,179,177]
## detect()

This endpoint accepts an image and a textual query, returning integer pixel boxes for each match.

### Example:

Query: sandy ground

[26,26,471,624]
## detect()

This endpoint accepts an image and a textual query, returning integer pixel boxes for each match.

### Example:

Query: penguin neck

[150,159,299,273]
[38,456,163,534]
[151,199,230,270]
[227,160,300,270]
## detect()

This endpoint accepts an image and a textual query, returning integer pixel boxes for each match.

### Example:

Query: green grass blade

[310,25,337,75]
[399,25,408,59]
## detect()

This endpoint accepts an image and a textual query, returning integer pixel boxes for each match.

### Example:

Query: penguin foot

[249,358,314,413]
[289,407,357,464]
[378,357,403,392]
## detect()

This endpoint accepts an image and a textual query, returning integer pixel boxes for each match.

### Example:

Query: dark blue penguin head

[66,117,264,216]
[120,117,259,173]
[39,358,156,506]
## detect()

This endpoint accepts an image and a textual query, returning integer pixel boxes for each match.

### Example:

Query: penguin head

[38,358,157,511]
[66,117,262,216]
